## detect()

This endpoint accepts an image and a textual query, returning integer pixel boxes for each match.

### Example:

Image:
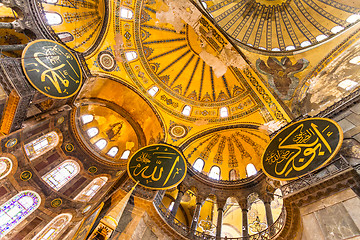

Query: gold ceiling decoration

[40,0,106,54]
[118,0,291,123]
[201,0,360,52]
[183,127,269,180]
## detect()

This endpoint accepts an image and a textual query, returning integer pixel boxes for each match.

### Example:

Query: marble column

[264,201,274,227]
[216,207,224,239]
[171,189,185,216]
[238,199,248,239]
[242,208,249,239]
[190,197,205,236]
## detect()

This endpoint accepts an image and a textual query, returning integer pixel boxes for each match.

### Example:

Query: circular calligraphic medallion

[127,144,187,190]
[5,138,17,148]
[21,39,82,99]
[65,143,74,152]
[20,171,32,181]
[88,166,97,174]
[51,198,62,208]
[261,118,343,180]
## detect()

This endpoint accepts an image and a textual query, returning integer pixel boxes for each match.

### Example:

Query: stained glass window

[193,158,204,172]
[31,213,72,240]
[209,166,220,180]
[24,131,59,160]
[42,160,80,191]
[73,177,107,202]
[0,191,41,237]
[0,157,12,180]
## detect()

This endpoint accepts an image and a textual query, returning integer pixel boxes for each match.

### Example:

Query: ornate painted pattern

[202,0,360,52]
[116,0,290,123]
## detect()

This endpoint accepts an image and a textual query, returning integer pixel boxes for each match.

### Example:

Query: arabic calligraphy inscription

[127,144,187,190]
[22,39,82,99]
[262,118,343,180]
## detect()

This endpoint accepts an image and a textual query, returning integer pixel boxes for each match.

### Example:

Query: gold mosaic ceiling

[40,0,106,54]
[200,0,360,52]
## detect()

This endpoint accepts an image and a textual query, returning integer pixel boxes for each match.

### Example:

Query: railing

[281,155,351,197]
[153,192,287,240]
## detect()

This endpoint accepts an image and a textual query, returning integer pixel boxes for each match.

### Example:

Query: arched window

[24,131,59,160]
[107,147,119,157]
[148,86,159,96]
[120,8,133,19]
[209,166,220,180]
[300,41,311,48]
[347,14,360,23]
[285,45,295,51]
[125,51,137,61]
[120,150,131,159]
[0,157,12,180]
[74,177,107,202]
[349,56,360,65]
[31,213,72,240]
[316,34,328,42]
[45,12,62,25]
[42,160,80,191]
[220,107,229,118]
[182,105,191,116]
[87,127,99,138]
[246,164,257,177]
[331,26,344,34]
[0,191,41,237]
[229,169,237,181]
[57,32,74,43]
[95,139,107,150]
[193,158,205,172]
[81,115,94,124]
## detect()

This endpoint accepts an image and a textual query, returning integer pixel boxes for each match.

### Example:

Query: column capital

[177,183,187,194]
[237,198,248,210]
[195,195,206,205]
[216,199,227,211]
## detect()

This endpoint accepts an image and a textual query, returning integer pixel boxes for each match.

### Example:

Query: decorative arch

[31,213,72,240]
[0,191,41,237]
[24,131,60,160]
[41,160,80,191]
[74,177,107,202]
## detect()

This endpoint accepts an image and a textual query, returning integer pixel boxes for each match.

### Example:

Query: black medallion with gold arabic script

[261,118,343,180]
[22,39,82,99]
[127,144,187,190]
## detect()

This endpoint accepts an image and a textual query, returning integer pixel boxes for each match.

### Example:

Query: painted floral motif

[256,57,309,100]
